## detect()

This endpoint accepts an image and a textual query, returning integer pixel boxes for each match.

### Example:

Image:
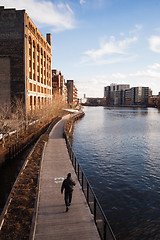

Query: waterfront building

[84,98,106,106]
[124,89,132,105]
[0,6,52,112]
[52,70,64,95]
[104,83,130,105]
[131,87,150,105]
[104,83,152,106]
[157,93,160,109]
[52,69,68,104]
[66,80,78,107]
[148,95,158,107]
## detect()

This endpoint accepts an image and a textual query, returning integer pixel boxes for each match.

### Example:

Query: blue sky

[2,0,160,97]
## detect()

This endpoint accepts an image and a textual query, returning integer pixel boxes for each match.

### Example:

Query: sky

[1,0,160,98]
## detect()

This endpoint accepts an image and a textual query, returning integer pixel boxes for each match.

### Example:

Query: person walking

[61,173,76,212]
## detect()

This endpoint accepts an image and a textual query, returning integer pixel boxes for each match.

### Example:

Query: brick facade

[0,6,52,112]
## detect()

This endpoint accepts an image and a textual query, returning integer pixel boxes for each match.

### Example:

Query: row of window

[28,72,51,85]
[29,59,51,70]
[29,83,51,94]
[29,42,51,62]
[29,96,52,110]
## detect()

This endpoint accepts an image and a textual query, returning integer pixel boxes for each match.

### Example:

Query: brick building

[0,6,52,112]
[52,69,65,95]
[66,80,78,107]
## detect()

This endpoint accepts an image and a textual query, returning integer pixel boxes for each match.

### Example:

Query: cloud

[81,34,138,66]
[84,36,137,59]
[81,24,142,66]
[129,24,142,35]
[112,73,126,79]
[148,63,160,69]
[149,36,160,53]
[80,0,86,5]
[1,0,76,32]
[78,63,160,97]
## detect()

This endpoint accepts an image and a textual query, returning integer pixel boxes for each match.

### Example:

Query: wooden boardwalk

[33,116,100,240]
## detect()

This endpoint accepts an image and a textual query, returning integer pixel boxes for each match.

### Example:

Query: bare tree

[12,97,26,138]
[0,104,12,147]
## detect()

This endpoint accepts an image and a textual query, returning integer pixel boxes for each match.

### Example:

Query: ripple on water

[73,107,160,240]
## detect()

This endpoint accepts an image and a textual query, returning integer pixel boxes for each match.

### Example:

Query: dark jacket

[61,177,75,193]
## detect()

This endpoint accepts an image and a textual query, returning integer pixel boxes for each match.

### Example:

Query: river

[72,107,160,240]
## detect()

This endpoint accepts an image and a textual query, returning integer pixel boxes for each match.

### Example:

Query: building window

[29,72,32,79]
[30,83,32,91]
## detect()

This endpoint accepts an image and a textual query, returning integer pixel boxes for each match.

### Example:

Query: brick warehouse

[0,6,52,112]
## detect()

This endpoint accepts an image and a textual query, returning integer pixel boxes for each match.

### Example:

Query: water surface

[72,107,160,240]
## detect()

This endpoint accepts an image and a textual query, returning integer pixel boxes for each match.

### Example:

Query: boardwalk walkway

[33,116,100,240]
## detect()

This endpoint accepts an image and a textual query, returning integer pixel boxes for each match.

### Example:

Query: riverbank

[0,111,84,240]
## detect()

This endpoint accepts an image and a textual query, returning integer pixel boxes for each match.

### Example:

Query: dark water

[72,107,160,240]
[0,147,33,214]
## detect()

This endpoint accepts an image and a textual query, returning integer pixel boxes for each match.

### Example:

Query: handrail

[64,130,117,240]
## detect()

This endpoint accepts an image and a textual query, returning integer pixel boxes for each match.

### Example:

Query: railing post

[78,164,80,180]
[104,219,107,240]
[70,150,72,162]
[87,182,89,203]
[82,171,84,191]
[74,156,76,172]
[94,197,96,223]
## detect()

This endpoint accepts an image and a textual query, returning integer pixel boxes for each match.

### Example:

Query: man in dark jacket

[61,173,75,212]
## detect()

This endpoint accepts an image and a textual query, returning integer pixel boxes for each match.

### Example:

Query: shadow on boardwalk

[32,115,100,240]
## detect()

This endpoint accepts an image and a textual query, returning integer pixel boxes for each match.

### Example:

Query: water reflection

[73,107,160,240]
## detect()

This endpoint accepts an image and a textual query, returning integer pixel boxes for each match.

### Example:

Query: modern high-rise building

[104,83,151,106]
[131,87,150,105]
[0,6,52,112]
[104,83,130,105]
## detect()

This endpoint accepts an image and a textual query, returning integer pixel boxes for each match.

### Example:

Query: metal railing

[64,131,117,240]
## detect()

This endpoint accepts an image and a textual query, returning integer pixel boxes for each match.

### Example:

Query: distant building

[66,80,78,107]
[83,98,106,106]
[148,95,158,107]
[124,89,132,105]
[104,84,130,105]
[0,6,52,112]
[157,93,160,109]
[104,83,151,106]
[52,69,61,94]
[52,69,66,95]
[131,87,150,105]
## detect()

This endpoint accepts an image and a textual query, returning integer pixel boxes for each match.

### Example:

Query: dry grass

[0,133,47,240]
